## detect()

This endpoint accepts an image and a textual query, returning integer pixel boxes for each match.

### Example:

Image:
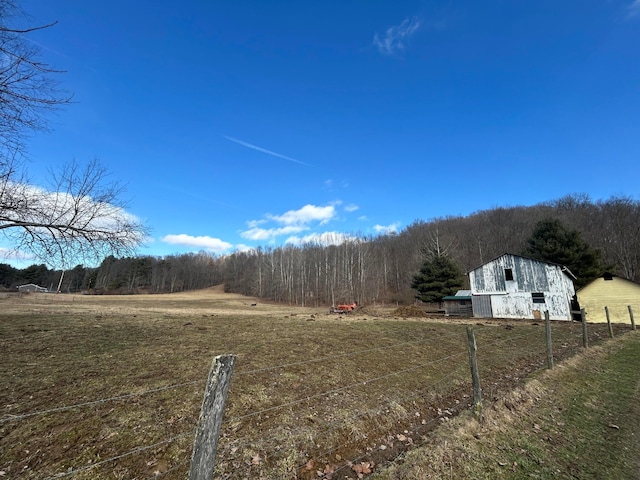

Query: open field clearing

[0,289,631,479]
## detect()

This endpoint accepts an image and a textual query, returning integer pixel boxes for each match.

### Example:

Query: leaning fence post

[466,326,483,422]
[605,306,614,338]
[629,305,636,331]
[580,309,588,349]
[544,311,553,369]
[189,354,237,480]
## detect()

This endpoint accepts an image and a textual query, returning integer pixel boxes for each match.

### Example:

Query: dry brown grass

[372,331,640,480]
[0,289,625,479]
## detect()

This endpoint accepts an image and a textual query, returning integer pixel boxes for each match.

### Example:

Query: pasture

[0,288,623,479]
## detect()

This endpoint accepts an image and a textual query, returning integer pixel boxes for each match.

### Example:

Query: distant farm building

[17,284,48,293]
[443,290,472,316]
[468,253,576,321]
[577,273,640,324]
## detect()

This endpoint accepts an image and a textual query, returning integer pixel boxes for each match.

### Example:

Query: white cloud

[324,179,349,190]
[10,182,140,231]
[628,0,640,17]
[373,222,400,234]
[162,234,233,254]
[0,247,34,261]
[268,204,336,226]
[373,17,421,56]
[246,219,267,228]
[344,203,359,212]
[285,231,358,246]
[241,225,307,241]
[241,203,339,242]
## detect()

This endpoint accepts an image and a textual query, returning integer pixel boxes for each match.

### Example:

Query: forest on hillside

[2,194,638,306]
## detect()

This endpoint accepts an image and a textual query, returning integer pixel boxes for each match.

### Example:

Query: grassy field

[372,330,640,480]
[0,288,632,479]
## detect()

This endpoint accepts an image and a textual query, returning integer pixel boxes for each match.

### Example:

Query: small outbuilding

[576,273,640,324]
[467,253,576,321]
[443,290,473,316]
[17,284,48,293]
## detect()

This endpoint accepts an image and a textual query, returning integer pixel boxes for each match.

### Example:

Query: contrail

[224,136,311,166]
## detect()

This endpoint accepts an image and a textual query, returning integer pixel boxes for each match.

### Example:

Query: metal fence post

[629,305,636,331]
[189,354,237,480]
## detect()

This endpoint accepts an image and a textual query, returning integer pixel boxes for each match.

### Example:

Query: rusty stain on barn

[467,253,576,321]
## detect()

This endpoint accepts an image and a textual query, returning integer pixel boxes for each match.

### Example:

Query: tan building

[577,273,640,324]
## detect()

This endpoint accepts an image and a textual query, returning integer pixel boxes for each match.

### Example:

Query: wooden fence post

[189,354,237,480]
[629,305,636,331]
[544,311,553,369]
[580,309,588,349]
[466,326,483,422]
[605,306,614,338]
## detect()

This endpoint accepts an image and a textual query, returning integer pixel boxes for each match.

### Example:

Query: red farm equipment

[330,302,357,314]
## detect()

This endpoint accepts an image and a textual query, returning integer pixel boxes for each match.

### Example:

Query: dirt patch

[391,305,431,318]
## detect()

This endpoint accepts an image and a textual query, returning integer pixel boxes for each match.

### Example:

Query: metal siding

[492,261,507,291]
[468,254,575,320]
[472,295,492,317]
[469,269,485,292]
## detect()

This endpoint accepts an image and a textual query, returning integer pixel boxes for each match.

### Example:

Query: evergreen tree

[411,255,464,304]
[523,218,602,288]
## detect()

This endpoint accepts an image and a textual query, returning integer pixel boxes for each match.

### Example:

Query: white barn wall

[468,254,575,321]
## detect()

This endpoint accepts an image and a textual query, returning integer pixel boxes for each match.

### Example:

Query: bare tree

[0,0,71,153]
[0,2,147,266]
[1,158,147,265]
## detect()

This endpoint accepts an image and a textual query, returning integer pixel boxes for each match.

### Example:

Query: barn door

[472,295,492,318]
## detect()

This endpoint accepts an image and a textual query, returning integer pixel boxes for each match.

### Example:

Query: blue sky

[4,0,640,265]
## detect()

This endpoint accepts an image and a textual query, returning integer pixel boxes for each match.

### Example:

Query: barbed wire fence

[1,309,635,479]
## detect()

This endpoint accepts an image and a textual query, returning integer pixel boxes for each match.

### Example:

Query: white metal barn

[467,253,576,321]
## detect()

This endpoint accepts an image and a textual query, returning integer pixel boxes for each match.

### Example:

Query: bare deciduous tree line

[220,194,640,305]
[3,195,638,301]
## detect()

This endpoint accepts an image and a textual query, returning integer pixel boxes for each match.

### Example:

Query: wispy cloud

[344,203,359,212]
[241,225,307,241]
[0,247,34,261]
[224,136,311,166]
[324,178,349,190]
[628,0,640,18]
[373,222,400,234]
[162,234,233,254]
[241,204,338,241]
[373,17,421,56]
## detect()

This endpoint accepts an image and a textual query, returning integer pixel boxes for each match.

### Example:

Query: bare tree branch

[1,158,148,266]
[0,0,71,154]
[0,2,147,267]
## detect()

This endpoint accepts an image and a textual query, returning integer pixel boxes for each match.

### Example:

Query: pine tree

[523,218,602,288]
[411,256,464,304]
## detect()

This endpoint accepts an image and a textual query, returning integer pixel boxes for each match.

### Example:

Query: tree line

[0,252,223,294]
[220,194,639,305]
[3,194,637,305]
